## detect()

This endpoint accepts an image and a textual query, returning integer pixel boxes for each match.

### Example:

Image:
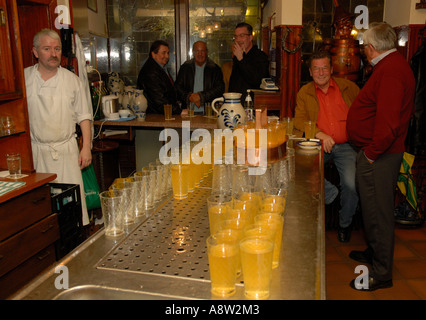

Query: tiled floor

[326,223,426,300]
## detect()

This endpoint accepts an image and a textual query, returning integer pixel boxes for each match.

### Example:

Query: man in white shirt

[25,29,92,226]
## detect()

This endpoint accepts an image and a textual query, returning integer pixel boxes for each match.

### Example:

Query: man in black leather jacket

[137,40,181,114]
[175,41,224,114]
[229,23,269,97]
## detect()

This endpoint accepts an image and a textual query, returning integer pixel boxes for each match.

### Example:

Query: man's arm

[78,119,92,169]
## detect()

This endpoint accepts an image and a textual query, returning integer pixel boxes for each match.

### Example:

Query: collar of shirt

[314,77,337,94]
[370,48,397,66]
[154,60,170,75]
[315,77,349,144]
[195,62,206,69]
[35,64,60,87]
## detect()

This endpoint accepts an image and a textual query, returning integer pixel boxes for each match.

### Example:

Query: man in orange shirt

[294,51,360,242]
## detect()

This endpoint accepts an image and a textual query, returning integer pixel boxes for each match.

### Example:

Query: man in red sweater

[347,22,415,291]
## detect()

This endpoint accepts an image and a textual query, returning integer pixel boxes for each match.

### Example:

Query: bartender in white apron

[25,29,92,226]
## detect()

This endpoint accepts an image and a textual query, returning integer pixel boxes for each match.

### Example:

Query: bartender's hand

[316,132,335,154]
[189,93,202,107]
[231,42,244,61]
[79,146,92,170]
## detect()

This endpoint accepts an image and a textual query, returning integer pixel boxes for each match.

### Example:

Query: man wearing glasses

[228,22,269,98]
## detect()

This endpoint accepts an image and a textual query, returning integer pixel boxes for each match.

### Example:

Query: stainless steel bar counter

[10,146,325,300]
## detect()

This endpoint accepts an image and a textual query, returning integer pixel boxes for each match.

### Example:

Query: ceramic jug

[132,89,148,112]
[212,92,246,130]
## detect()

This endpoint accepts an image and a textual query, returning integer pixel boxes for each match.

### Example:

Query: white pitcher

[212,92,246,130]
[132,89,148,112]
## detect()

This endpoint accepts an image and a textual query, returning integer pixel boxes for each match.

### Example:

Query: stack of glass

[100,160,173,237]
[205,117,297,299]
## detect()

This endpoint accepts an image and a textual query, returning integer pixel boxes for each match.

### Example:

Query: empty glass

[100,190,125,237]
[6,153,22,179]
[211,163,232,195]
[2,116,15,135]
[134,170,155,211]
[111,180,135,225]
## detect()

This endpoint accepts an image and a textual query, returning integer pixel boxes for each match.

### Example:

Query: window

[107,0,261,84]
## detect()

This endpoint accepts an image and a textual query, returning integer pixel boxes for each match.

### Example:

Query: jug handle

[211,97,223,114]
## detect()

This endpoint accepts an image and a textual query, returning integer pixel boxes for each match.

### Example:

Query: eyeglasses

[233,33,251,40]
[311,66,331,74]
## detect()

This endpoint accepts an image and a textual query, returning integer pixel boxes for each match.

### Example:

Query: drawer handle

[32,196,46,204]
[37,250,51,261]
[41,224,54,233]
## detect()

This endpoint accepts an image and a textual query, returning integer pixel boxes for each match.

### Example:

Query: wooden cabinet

[0,174,59,299]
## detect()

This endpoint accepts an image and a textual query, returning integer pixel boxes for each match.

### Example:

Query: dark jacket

[229,45,269,96]
[175,58,225,109]
[408,41,426,155]
[137,56,181,114]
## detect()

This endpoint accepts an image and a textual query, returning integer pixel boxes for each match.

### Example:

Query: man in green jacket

[294,51,360,242]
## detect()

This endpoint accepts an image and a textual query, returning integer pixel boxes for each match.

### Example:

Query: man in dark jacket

[229,22,269,97]
[137,40,181,114]
[175,41,224,114]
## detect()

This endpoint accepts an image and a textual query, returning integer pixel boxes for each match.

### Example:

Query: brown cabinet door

[0,0,16,95]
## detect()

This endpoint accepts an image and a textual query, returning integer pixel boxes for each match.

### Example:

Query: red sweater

[347,51,415,161]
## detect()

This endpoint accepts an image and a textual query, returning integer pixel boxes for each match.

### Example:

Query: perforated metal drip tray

[96,184,215,281]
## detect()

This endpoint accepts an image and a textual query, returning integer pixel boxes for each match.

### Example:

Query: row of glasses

[99,178,136,237]
[211,158,292,197]
[206,185,288,299]
[100,161,173,238]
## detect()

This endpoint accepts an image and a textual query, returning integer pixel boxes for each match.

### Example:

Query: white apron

[25,65,92,226]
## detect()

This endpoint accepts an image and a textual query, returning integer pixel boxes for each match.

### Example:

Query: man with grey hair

[25,28,93,226]
[347,22,415,291]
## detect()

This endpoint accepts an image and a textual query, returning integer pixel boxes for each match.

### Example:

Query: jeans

[324,142,359,228]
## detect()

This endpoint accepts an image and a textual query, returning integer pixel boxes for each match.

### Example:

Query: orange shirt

[315,78,350,144]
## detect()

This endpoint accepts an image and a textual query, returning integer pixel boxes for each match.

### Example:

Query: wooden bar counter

[94,114,219,131]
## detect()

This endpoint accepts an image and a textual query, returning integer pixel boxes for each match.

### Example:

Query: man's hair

[309,51,332,68]
[235,22,253,35]
[150,40,169,55]
[33,29,61,48]
[363,22,397,52]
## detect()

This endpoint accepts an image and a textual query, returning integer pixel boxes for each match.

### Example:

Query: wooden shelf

[0,131,25,140]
